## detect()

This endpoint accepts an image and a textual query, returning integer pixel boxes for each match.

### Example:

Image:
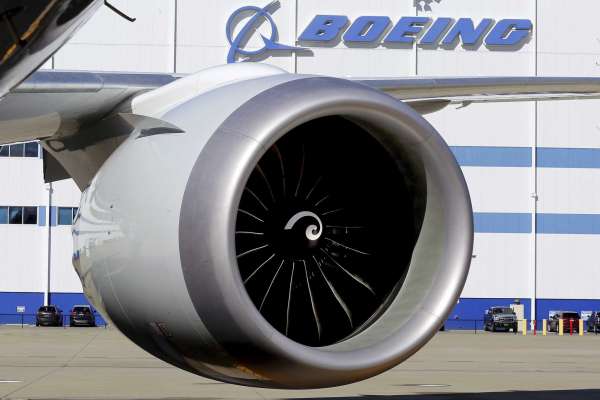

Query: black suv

[484,307,518,332]
[69,305,96,327]
[587,311,600,333]
[36,305,63,326]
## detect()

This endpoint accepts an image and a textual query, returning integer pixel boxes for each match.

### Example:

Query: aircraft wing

[0,71,176,144]
[3,71,600,147]
[359,76,600,114]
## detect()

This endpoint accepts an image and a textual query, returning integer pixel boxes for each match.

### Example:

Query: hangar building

[1,0,600,324]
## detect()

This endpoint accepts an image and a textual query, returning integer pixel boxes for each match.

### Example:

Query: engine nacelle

[73,64,473,388]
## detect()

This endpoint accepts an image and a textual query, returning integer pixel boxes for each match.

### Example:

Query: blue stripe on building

[448,298,600,330]
[0,292,106,325]
[0,292,44,319]
[26,208,600,234]
[474,213,600,234]
[0,292,597,329]
[537,214,600,234]
[446,298,531,330]
[537,147,600,169]
[451,146,532,167]
[451,146,600,169]
[536,299,600,323]
[474,212,532,233]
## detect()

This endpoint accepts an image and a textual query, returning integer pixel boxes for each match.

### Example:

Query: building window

[58,207,78,225]
[8,143,24,157]
[23,207,38,225]
[0,206,38,225]
[24,142,39,157]
[0,142,39,157]
[9,207,23,224]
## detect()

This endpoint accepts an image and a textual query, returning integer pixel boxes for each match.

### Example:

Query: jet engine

[73,64,473,388]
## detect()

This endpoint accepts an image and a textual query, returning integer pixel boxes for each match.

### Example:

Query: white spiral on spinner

[284,211,323,241]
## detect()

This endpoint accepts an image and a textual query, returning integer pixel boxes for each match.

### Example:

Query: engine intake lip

[179,75,473,388]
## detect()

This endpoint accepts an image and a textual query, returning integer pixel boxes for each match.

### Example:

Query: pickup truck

[484,307,518,332]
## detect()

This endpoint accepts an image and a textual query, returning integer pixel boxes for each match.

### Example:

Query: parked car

[587,311,600,333]
[548,311,580,333]
[484,306,518,332]
[36,305,63,327]
[69,305,96,327]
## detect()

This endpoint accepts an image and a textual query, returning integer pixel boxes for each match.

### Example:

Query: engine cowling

[73,64,473,389]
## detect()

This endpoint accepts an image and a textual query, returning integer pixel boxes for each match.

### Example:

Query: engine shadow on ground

[294,390,600,400]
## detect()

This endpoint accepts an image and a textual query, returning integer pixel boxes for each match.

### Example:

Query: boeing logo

[300,16,532,47]
[226,2,307,64]
[227,3,533,63]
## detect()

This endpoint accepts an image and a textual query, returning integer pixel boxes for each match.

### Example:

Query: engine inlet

[236,117,423,346]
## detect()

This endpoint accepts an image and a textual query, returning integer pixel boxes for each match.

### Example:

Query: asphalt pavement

[0,326,598,399]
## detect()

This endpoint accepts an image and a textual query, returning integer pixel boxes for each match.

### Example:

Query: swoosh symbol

[226,1,306,63]
[284,211,323,241]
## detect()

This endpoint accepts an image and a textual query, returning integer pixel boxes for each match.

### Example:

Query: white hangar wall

[2,0,600,323]
[0,147,84,318]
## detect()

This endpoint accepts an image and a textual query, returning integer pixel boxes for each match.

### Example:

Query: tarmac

[0,326,599,400]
